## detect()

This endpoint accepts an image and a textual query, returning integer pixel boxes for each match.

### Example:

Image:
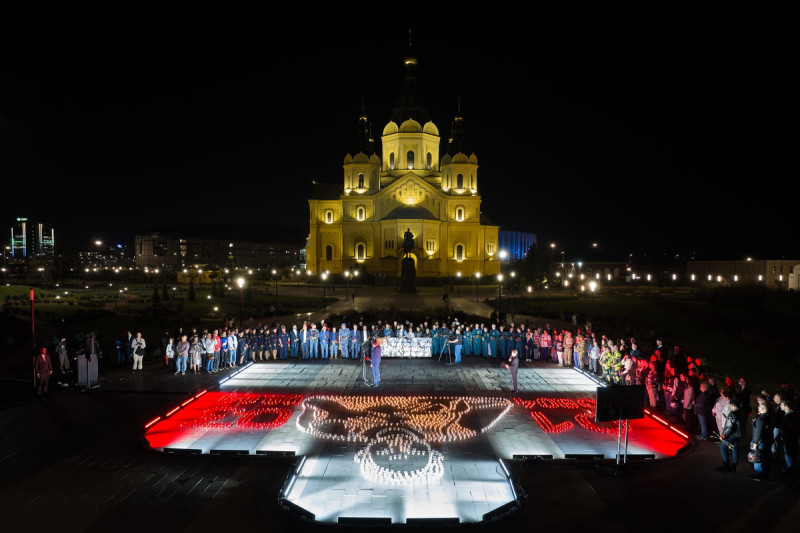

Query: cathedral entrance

[400,252,417,293]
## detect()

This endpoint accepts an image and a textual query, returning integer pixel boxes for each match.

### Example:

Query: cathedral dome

[399,119,423,133]
[382,121,399,136]
[422,122,439,136]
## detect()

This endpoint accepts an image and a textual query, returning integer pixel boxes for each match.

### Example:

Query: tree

[522,243,548,288]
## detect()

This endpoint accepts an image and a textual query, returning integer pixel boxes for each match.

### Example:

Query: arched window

[325,245,333,261]
[426,152,432,170]
[456,174,464,189]
[357,206,365,220]
[455,244,464,262]
[455,207,464,221]
[389,152,395,170]
[358,173,364,189]
[356,243,365,260]
[325,210,333,224]
[407,150,414,170]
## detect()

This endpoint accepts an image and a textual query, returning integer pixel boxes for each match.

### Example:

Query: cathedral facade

[306,53,500,281]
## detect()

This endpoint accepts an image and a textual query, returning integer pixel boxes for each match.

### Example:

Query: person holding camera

[449,328,463,364]
[131,332,146,372]
[502,349,520,393]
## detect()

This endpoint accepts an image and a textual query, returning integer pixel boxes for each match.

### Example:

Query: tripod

[437,338,452,365]
[356,340,372,386]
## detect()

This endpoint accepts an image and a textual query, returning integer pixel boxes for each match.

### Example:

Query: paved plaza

[1,287,799,531]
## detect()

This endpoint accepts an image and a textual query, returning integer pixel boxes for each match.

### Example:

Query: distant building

[686,259,800,290]
[498,231,537,260]
[9,217,55,260]
[564,248,628,286]
[134,224,306,270]
[306,50,501,281]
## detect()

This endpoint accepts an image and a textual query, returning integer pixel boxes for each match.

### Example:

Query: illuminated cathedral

[306,50,500,281]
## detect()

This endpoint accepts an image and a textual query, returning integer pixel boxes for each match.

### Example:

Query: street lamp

[474,272,481,302]
[497,273,504,307]
[307,269,312,294]
[352,269,359,299]
[456,271,461,297]
[589,280,597,319]
[321,272,328,312]
[237,277,245,328]
[344,270,350,301]
[272,269,278,297]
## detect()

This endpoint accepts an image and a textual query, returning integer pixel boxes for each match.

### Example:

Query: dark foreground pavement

[1,353,799,533]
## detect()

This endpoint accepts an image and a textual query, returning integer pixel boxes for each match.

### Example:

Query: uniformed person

[498,325,508,358]
[338,323,350,359]
[278,326,290,360]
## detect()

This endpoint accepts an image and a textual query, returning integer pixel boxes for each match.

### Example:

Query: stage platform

[143,358,688,525]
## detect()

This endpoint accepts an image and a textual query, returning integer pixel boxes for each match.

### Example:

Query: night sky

[1,4,794,260]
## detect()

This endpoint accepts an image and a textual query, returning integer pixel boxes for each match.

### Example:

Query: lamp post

[352,269,359,299]
[2,245,9,285]
[321,272,328,312]
[237,277,245,328]
[272,269,278,297]
[497,273,504,308]
[307,270,312,294]
[474,272,481,302]
[456,271,461,297]
[589,280,597,319]
[344,270,350,301]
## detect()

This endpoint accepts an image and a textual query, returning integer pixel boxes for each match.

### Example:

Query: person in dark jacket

[718,400,745,472]
[748,403,773,481]
[370,339,382,388]
[694,382,713,440]
[34,347,53,395]
[779,400,799,475]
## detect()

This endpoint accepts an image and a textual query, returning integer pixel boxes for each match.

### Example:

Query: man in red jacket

[34,347,53,395]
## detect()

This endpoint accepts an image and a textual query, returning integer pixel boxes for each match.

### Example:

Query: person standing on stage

[278,326,290,360]
[502,349,520,393]
[351,325,361,359]
[370,338,382,387]
[338,323,350,359]
[450,328,463,364]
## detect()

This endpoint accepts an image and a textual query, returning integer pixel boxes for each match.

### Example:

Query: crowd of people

[103,316,799,479]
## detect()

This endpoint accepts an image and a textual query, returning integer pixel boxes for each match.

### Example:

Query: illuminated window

[455,244,464,261]
[358,173,364,189]
[356,243,365,261]
[426,239,435,253]
[456,174,464,189]
[325,246,333,261]
[389,152,395,170]
[385,240,394,250]
[487,243,495,255]
[455,207,464,221]
[407,150,414,169]
[357,207,365,220]
[325,210,333,223]
[426,152,432,170]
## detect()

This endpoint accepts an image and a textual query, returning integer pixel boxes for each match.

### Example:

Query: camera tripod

[437,338,453,365]
[355,341,373,386]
